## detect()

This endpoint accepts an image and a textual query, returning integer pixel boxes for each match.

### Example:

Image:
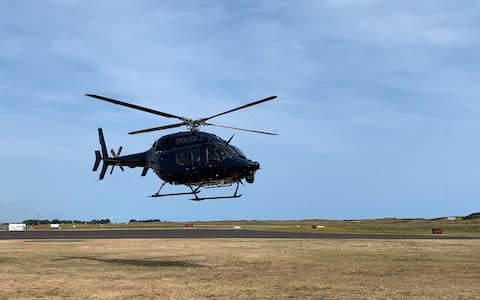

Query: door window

[175,150,190,166]
[207,146,221,163]
[191,147,203,166]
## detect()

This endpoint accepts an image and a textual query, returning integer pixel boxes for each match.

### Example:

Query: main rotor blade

[203,96,277,121]
[86,94,184,120]
[205,122,278,135]
[128,122,185,135]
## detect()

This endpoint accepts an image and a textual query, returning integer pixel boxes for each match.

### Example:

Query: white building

[8,224,26,231]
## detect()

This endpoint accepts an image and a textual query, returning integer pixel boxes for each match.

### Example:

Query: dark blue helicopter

[87,94,277,200]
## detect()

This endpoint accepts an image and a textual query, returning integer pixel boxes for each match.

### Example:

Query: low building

[8,224,26,231]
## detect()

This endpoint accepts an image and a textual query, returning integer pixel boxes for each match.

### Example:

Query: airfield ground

[2,218,480,236]
[1,219,479,299]
[0,238,479,299]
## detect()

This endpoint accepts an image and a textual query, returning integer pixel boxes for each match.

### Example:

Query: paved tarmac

[0,229,477,240]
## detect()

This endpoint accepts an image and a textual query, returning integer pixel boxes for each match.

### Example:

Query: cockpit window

[217,145,232,160]
[207,145,233,163]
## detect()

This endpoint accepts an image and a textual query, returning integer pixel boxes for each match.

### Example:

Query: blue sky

[1,1,479,222]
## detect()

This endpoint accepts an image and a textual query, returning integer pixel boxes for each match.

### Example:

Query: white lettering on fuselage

[176,136,202,145]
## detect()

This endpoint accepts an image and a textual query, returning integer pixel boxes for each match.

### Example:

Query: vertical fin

[97,128,109,180]
[98,128,109,159]
[93,150,102,171]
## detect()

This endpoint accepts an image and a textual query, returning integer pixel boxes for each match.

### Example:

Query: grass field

[1,238,479,299]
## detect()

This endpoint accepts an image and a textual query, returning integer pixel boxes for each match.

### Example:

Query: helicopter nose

[249,161,260,171]
[226,158,259,174]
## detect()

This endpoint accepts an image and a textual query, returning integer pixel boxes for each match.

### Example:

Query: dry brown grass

[0,239,479,299]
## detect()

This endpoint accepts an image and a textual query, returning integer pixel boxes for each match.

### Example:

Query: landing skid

[191,194,242,201]
[190,182,241,201]
[150,182,201,198]
[151,191,199,198]
[150,181,242,201]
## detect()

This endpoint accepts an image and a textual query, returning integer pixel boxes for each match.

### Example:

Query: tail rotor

[109,146,125,174]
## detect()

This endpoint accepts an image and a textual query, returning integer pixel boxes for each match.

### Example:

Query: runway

[0,229,477,240]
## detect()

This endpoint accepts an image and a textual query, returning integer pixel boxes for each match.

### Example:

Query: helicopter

[87,93,278,200]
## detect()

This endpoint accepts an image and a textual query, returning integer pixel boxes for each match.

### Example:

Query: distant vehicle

[86,93,278,200]
[8,224,26,231]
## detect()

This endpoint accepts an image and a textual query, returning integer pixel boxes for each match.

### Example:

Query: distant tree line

[128,219,161,223]
[463,212,480,220]
[22,219,111,225]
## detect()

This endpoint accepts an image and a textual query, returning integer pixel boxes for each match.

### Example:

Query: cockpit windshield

[229,145,246,159]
